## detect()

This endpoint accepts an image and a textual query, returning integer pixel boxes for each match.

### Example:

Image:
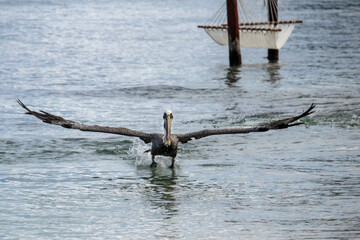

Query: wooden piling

[267,0,279,61]
[226,0,241,66]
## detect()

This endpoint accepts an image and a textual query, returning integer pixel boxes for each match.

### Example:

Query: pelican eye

[163,112,173,119]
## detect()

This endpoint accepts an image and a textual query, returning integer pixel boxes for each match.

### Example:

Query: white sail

[203,23,296,49]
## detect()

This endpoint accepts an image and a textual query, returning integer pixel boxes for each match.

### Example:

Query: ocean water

[0,0,359,239]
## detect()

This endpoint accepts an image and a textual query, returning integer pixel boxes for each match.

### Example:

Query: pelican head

[163,110,173,147]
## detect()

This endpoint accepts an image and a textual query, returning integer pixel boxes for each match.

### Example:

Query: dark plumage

[17,99,315,168]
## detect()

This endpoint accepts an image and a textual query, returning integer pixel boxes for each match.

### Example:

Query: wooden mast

[226,0,241,66]
[268,0,279,61]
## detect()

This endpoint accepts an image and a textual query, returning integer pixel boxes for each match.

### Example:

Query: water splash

[126,139,180,168]
[126,139,151,166]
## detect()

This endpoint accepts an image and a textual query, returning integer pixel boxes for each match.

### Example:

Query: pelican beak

[163,111,173,147]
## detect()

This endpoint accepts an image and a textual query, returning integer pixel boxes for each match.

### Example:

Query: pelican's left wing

[177,104,315,143]
[17,99,153,143]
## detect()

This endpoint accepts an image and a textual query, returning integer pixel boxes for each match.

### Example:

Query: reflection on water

[266,62,282,83]
[135,167,183,239]
[221,62,282,87]
[140,167,179,216]
[223,66,241,87]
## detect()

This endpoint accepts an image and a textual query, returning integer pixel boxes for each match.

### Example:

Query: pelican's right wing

[177,104,315,143]
[17,99,153,143]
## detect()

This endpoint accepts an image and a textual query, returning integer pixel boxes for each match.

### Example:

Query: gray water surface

[1,0,359,239]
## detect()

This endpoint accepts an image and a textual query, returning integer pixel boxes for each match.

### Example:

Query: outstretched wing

[177,104,315,143]
[17,99,152,143]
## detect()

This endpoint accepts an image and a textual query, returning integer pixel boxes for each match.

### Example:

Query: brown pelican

[17,100,315,168]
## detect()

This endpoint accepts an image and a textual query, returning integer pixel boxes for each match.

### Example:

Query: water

[0,0,359,239]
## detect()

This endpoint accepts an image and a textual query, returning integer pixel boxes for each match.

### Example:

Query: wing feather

[17,99,152,143]
[177,103,315,143]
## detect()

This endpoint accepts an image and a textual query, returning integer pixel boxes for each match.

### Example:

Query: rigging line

[207,1,226,25]
[244,0,258,22]
[238,0,265,23]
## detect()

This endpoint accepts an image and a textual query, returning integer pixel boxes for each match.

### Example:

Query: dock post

[226,0,241,66]
[267,0,279,61]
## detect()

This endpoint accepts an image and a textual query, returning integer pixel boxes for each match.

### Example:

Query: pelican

[17,100,315,168]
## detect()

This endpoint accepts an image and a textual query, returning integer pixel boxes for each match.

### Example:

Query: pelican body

[17,100,315,168]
